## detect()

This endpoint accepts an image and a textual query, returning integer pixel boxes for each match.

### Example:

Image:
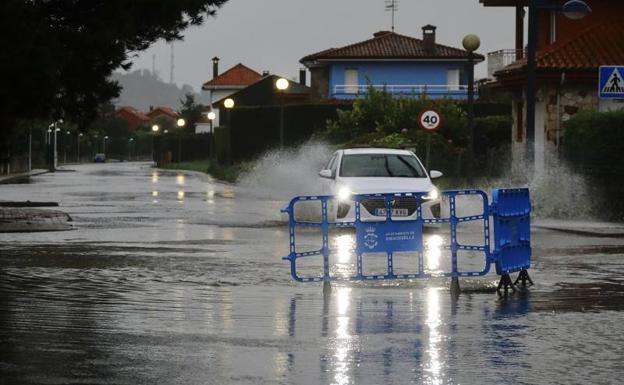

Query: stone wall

[543,84,598,145]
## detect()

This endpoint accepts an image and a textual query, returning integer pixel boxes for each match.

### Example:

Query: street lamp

[64,130,71,164]
[128,137,134,161]
[77,133,83,163]
[207,111,216,162]
[224,98,234,165]
[103,135,109,156]
[48,119,63,171]
[463,33,480,180]
[525,0,590,169]
[176,118,186,162]
[276,77,289,148]
[151,124,159,163]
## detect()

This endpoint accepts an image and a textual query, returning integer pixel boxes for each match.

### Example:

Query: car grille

[360,197,418,216]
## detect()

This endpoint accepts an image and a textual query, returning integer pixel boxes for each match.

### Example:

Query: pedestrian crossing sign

[599,66,624,99]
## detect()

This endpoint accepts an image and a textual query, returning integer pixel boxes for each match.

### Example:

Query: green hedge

[564,110,624,220]
[564,110,624,173]
[224,103,347,162]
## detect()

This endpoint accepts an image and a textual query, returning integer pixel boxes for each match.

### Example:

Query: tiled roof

[146,106,179,119]
[116,106,149,121]
[538,21,624,70]
[497,21,624,74]
[202,63,262,88]
[301,31,484,63]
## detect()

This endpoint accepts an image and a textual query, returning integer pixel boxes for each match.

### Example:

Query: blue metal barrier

[281,188,531,287]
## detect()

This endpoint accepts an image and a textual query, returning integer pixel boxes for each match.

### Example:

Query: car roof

[341,148,413,156]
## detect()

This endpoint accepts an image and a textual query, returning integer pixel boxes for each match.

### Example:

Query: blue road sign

[599,66,624,99]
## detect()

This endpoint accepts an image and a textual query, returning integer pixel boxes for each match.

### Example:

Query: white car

[319,148,442,221]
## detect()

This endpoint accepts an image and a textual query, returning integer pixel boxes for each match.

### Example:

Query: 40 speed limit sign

[417,108,443,133]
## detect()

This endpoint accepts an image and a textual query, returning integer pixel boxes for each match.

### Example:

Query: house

[201,59,262,124]
[300,26,484,101]
[481,0,624,171]
[212,73,309,106]
[146,106,180,122]
[115,106,150,130]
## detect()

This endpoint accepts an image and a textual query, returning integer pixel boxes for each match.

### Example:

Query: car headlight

[423,188,439,201]
[337,187,352,202]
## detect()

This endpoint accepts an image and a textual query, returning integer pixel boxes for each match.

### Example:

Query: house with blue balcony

[300,25,484,101]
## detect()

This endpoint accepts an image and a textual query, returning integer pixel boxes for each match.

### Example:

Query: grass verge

[160,160,252,183]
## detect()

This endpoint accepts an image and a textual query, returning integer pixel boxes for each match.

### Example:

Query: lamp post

[48,119,63,171]
[525,0,591,169]
[176,118,186,162]
[207,111,216,162]
[128,138,134,161]
[151,124,159,163]
[103,135,109,157]
[276,77,289,148]
[462,34,480,180]
[77,133,83,163]
[64,130,71,164]
[224,98,234,165]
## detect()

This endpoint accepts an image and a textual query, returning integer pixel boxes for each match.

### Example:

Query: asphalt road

[1,162,624,385]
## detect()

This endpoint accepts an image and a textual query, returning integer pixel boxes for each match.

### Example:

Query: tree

[0,0,228,138]
[179,93,205,133]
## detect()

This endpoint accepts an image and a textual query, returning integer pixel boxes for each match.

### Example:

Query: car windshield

[339,154,427,178]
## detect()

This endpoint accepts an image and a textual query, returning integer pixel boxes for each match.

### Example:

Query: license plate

[375,208,409,217]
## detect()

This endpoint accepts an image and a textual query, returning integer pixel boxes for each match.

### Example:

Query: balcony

[487,49,525,78]
[331,84,469,99]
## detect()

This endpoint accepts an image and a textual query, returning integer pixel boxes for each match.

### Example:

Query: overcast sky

[126,0,519,92]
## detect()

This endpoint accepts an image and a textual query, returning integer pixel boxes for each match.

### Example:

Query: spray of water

[238,141,597,221]
[236,141,335,200]
[484,147,597,220]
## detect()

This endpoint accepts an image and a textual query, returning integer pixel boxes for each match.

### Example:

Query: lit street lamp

[48,119,63,172]
[525,0,590,169]
[462,33,480,180]
[176,118,186,162]
[207,111,216,162]
[128,138,134,161]
[276,77,289,148]
[224,98,234,165]
[77,133,83,163]
[151,124,159,163]
[103,135,109,156]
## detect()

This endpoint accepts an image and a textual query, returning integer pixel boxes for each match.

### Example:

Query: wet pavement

[1,162,624,384]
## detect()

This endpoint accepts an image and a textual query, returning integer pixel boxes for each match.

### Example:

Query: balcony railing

[487,49,526,78]
[332,84,469,98]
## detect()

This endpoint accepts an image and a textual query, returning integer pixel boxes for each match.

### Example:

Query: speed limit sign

[417,108,443,132]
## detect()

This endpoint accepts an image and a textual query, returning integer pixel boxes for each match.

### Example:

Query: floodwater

[1,162,624,385]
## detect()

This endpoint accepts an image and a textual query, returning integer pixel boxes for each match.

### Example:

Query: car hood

[337,177,435,194]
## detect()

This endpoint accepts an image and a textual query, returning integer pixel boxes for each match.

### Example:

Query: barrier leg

[450,277,460,296]
[497,274,516,295]
[514,269,534,287]
[323,280,332,295]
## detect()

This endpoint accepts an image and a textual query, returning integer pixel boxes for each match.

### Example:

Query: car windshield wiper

[397,156,420,177]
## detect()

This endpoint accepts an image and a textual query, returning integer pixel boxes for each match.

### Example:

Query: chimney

[212,56,219,78]
[299,68,307,85]
[262,70,270,76]
[422,25,437,54]
[149,105,154,112]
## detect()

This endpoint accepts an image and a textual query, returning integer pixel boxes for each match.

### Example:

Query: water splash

[486,147,597,220]
[236,141,335,200]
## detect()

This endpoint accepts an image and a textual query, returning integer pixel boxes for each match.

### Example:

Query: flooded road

[1,162,624,384]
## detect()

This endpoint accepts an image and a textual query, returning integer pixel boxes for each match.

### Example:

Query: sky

[126,0,519,92]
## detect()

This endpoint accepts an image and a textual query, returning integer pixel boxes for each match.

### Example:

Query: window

[447,69,460,91]
[339,154,427,178]
[344,69,359,94]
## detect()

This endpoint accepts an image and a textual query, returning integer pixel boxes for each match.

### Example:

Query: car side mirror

[429,170,443,179]
[319,169,333,179]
